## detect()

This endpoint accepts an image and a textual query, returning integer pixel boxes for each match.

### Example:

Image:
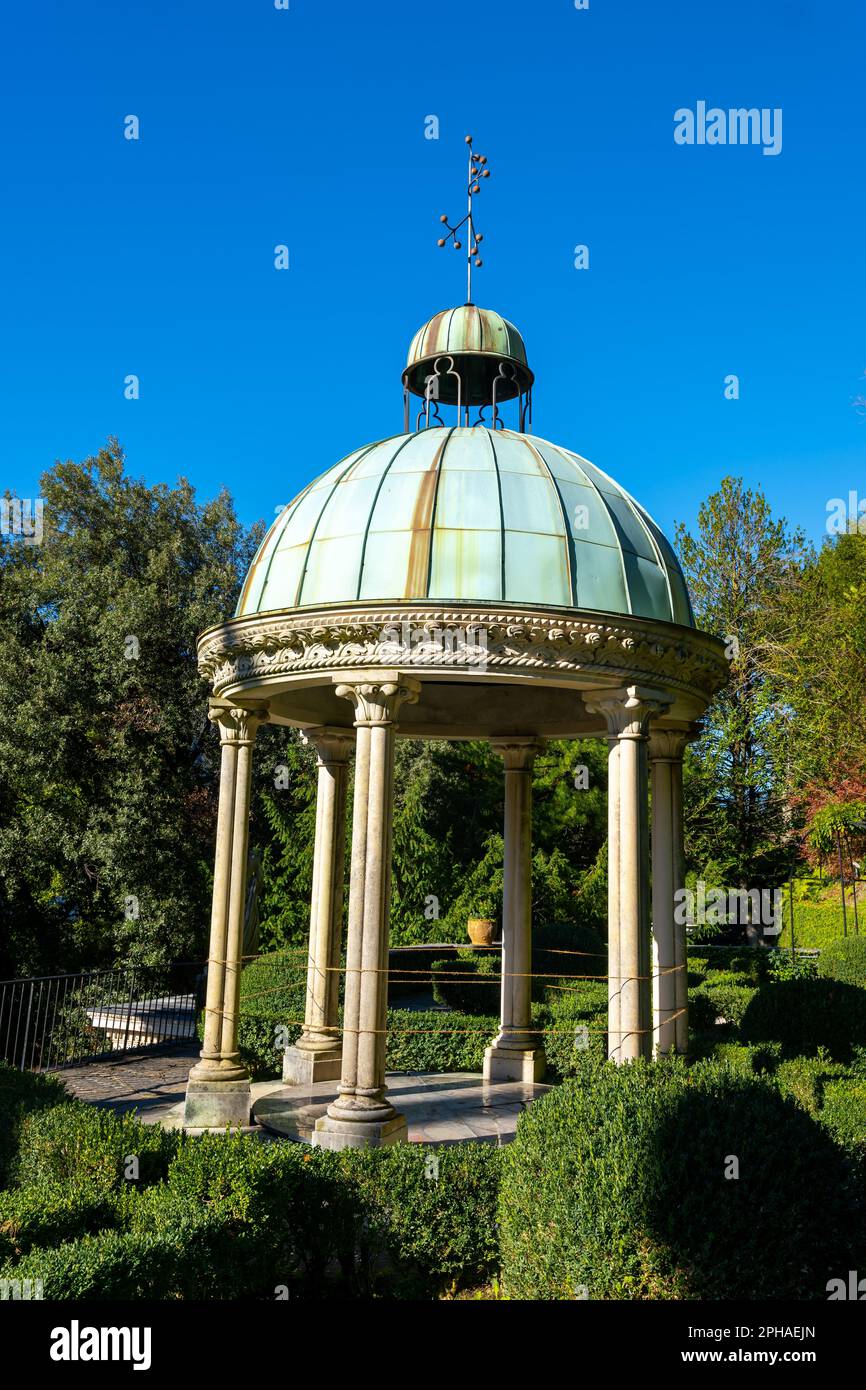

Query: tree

[0,440,260,976]
[764,528,866,794]
[675,477,805,890]
[253,729,320,953]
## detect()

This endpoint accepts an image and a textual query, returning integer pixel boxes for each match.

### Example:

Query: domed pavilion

[183,289,727,1147]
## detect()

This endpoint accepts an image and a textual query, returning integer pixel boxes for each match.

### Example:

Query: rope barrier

[198,1004,688,1037]
[199,949,689,1040]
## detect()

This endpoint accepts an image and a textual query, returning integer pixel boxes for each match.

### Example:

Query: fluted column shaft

[314,675,420,1150]
[649,730,689,1055]
[483,739,545,1084]
[671,751,688,1054]
[606,737,622,1059]
[283,728,353,1085]
[185,701,268,1128]
[587,687,672,1063]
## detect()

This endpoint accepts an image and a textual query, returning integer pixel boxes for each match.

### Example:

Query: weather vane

[436,134,491,305]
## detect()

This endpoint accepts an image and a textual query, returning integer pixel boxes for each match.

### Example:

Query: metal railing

[0,962,206,1072]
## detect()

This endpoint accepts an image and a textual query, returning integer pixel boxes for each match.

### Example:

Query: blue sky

[2,0,864,547]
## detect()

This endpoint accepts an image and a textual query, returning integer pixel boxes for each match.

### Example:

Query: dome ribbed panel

[235,428,693,626]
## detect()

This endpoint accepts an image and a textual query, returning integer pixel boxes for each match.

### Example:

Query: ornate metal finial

[436,134,491,305]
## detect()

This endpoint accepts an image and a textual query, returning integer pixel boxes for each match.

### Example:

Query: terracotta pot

[467,917,495,947]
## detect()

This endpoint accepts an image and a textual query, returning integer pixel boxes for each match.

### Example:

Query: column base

[282,1043,343,1085]
[182,1077,251,1130]
[312,1110,408,1151]
[483,1045,546,1084]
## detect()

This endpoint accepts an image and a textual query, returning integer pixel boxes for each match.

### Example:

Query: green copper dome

[404,305,533,405]
[237,427,694,627]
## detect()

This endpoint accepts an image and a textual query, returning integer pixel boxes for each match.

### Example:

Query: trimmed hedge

[0,1065,70,1187]
[499,1055,865,1300]
[704,1041,782,1076]
[384,1009,497,1073]
[234,951,307,1078]
[134,1131,356,1296]
[692,980,759,1030]
[4,1212,232,1300]
[14,1102,180,1192]
[337,1143,501,1296]
[817,936,866,989]
[774,1052,847,1117]
[432,950,500,1014]
[687,948,771,985]
[4,1127,502,1300]
[741,978,866,1061]
[779,902,848,949]
[0,1180,120,1262]
[821,1077,866,1150]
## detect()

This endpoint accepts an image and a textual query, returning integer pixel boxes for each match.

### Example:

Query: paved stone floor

[253,1072,551,1146]
[51,1047,550,1144]
[50,1043,200,1122]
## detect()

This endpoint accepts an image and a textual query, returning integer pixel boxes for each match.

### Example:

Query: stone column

[282,727,354,1086]
[586,687,671,1063]
[605,735,622,1061]
[313,675,420,1150]
[483,739,545,1084]
[648,730,689,1055]
[184,701,268,1128]
[672,733,691,1054]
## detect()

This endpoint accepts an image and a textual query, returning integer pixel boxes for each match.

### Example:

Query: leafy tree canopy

[0,440,260,976]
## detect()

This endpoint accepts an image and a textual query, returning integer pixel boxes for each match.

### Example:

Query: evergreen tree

[0,440,260,975]
[675,477,804,890]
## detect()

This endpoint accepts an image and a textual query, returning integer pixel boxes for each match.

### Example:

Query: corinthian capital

[334,674,421,726]
[208,700,269,745]
[647,728,690,762]
[584,685,673,739]
[299,726,355,765]
[490,737,541,771]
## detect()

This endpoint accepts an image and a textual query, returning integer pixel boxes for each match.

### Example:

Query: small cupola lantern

[402,136,533,430]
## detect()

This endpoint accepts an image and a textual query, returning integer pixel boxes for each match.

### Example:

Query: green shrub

[687,988,718,1031]
[134,1131,356,1296]
[1,1211,231,1300]
[741,978,866,1061]
[699,981,759,1029]
[541,1021,606,1078]
[538,986,608,1079]
[385,1004,587,1076]
[0,1065,71,1187]
[779,902,849,949]
[710,1042,782,1075]
[239,950,308,1017]
[384,1009,497,1073]
[820,1078,866,1150]
[238,951,308,1077]
[8,1129,503,1301]
[338,1143,501,1296]
[14,1102,180,1192]
[817,937,866,989]
[544,978,608,1018]
[774,1052,847,1117]
[0,1181,120,1262]
[765,951,818,982]
[205,951,311,1080]
[432,950,500,1014]
[499,1055,865,1300]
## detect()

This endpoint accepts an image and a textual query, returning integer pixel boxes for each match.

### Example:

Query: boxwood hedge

[499,1055,865,1300]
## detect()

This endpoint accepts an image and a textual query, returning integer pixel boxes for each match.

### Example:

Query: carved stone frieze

[197,604,729,706]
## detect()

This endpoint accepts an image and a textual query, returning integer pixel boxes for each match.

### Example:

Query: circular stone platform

[253,1072,550,1146]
